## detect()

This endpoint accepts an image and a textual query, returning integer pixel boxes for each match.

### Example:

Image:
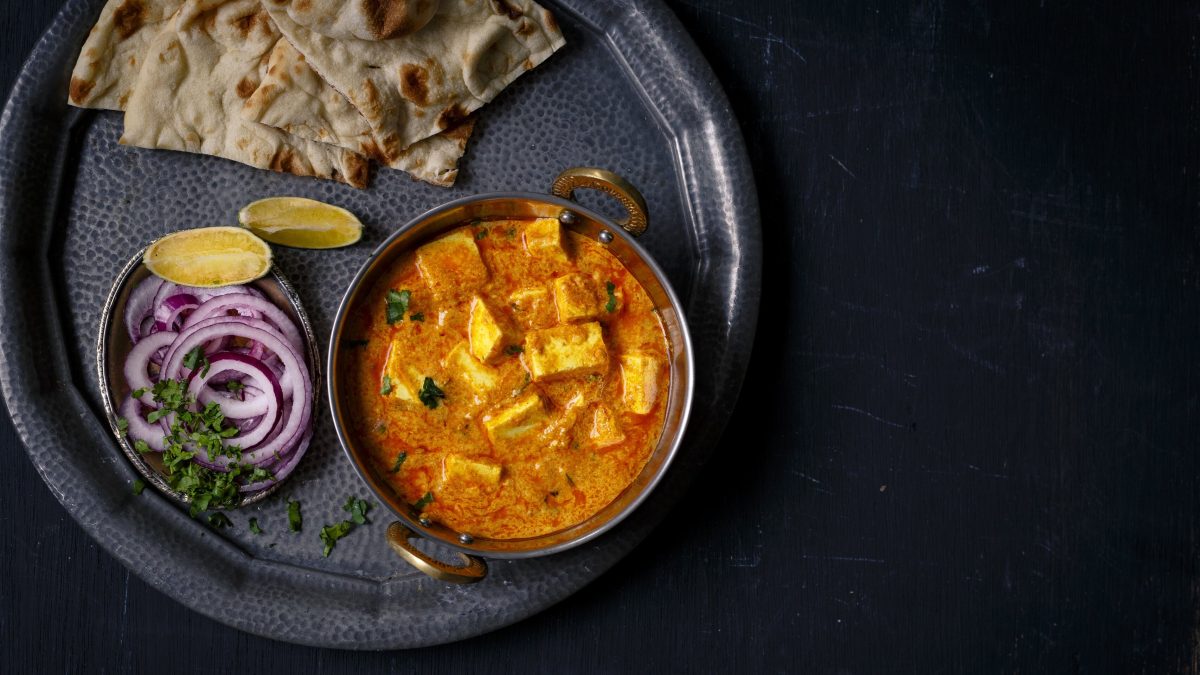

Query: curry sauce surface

[342,218,670,539]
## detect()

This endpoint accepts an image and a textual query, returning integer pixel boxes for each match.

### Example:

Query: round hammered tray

[0,0,761,648]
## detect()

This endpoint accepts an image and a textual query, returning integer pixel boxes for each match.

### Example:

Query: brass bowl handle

[551,167,650,237]
[386,522,488,584]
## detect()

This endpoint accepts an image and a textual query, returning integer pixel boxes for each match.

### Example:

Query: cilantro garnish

[319,521,356,557]
[133,439,151,454]
[131,387,147,398]
[132,478,145,495]
[288,499,302,532]
[409,312,425,322]
[604,280,617,313]
[385,289,411,324]
[474,228,489,241]
[418,378,445,409]
[380,375,393,396]
[413,491,434,511]
[343,496,372,525]
[208,512,232,529]
[182,346,209,375]
[116,417,129,437]
[504,344,524,355]
[225,380,246,400]
[565,473,575,487]
[249,517,263,535]
[389,451,407,473]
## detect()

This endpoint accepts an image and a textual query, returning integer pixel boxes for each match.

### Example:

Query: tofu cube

[523,217,570,262]
[443,454,501,486]
[380,338,416,402]
[509,286,556,330]
[483,391,548,446]
[446,341,498,395]
[469,297,506,362]
[553,273,602,323]
[587,404,625,449]
[620,352,661,415]
[415,229,489,301]
[523,322,609,382]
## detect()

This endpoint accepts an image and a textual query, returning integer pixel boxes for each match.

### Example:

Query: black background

[3,1,1199,672]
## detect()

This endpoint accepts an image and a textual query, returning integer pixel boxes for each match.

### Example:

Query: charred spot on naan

[232,10,272,38]
[362,0,438,40]
[236,76,259,99]
[68,76,95,105]
[112,0,146,40]
[437,104,470,131]
[399,63,430,106]
[489,0,524,20]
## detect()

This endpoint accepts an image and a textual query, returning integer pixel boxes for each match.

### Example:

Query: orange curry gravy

[341,217,670,539]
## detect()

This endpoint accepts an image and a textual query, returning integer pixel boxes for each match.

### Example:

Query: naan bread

[119,0,369,187]
[254,0,564,164]
[245,37,475,186]
[67,0,184,109]
[273,0,439,41]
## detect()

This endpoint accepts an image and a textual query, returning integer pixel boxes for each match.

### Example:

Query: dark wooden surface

[3,1,1199,672]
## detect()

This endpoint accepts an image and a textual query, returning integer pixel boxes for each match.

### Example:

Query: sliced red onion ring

[125,276,164,343]
[185,352,283,455]
[184,294,304,353]
[121,396,165,452]
[124,331,176,406]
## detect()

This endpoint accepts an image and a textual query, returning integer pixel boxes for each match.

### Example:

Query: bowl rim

[326,190,696,559]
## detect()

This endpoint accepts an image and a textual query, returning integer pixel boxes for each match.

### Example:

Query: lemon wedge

[238,196,363,249]
[143,226,273,287]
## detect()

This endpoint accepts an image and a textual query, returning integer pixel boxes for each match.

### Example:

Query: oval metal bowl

[96,249,322,509]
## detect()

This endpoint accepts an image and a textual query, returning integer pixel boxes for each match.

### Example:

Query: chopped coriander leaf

[504,344,524,355]
[131,387,147,398]
[343,496,373,525]
[385,289,411,324]
[116,417,129,436]
[146,408,167,423]
[208,512,233,528]
[409,312,425,322]
[288,499,302,532]
[389,451,407,473]
[182,346,209,373]
[413,491,434,511]
[132,478,145,495]
[418,377,446,409]
[565,473,575,487]
[341,338,370,349]
[474,228,489,241]
[604,280,618,313]
[505,227,517,239]
[133,439,151,455]
[380,375,393,396]
[249,517,263,535]
[225,380,246,400]
[319,520,356,557]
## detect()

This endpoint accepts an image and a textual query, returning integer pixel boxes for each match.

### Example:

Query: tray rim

[0,0,763,649]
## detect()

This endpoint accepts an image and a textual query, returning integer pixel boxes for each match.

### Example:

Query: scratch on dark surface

[831,404,908,429]
[674,0,806,62]
[801,554,886,564]
[829,154,858,178]
[966,464,1010,479]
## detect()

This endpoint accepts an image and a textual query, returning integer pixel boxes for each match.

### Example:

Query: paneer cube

[523,217,570,262]
[415,229,489,301]
[553,273,602,323]
[587,404,625,449]
[443,454,502,486]
[523,322,609,382]
[469,297,506,363]
[446,341,498,396]
[483,391,548,446]
[509,286,556,330]
[380,338,417,402]
[620,352,661,415]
